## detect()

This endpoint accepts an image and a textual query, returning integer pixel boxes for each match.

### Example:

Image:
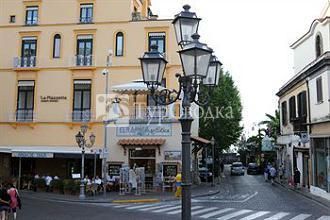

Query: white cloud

[151,0,326,134]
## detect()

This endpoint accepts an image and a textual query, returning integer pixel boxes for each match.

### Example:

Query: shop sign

[12,152,54,158]
[40,96,67,103]
[116,124,172,136]
[164,151,181,161]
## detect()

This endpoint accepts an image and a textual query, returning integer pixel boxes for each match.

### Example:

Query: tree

[258,110,280,139]
[199,71,243,152]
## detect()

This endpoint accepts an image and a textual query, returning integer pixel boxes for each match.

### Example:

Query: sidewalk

[275,181,330,208]
[21,183,221,204]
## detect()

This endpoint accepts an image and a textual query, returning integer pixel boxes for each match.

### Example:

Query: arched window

[53,34,61,58]
[115,32,124,56]
[315,34,323,58]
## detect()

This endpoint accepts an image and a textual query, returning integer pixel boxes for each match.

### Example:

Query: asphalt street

[18,172,330,220]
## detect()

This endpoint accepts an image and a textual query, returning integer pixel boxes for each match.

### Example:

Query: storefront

[0,146,102,187]
[311,137,330,195]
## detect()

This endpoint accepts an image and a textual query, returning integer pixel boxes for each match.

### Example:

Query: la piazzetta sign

[40,96,67,103]
[116,124,172,136]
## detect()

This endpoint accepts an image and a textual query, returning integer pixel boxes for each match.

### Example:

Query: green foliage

[51,179,63,192]
[34,178,46,188]
[199,71,243,152]
[63,179,74,191]
[258,110,280,139]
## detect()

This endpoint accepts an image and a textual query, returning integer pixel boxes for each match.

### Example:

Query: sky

[151,0,327,137]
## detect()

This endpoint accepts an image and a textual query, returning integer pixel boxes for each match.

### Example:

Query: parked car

[247,163,260,175]
[199,167,213,182]
[231,162,245,176]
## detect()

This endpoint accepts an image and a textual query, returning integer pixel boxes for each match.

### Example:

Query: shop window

[281,101,287,126]
[316,77,323,103]
[115,32,124,56]
[25,6,38,25]
[73,80,91,121]
[53,34,61,58]
[148,32,165,53]
[313,138,329,191]
[289,96,296,121]
[16,81,35,121]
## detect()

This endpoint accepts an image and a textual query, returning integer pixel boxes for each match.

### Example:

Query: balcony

[79,17,93,24]
[72,110,91,122]
[13,56,37,69]
[72,55,94,67]
[16,110,34,122]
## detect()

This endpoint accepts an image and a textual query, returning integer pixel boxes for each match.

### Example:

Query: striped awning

[118,138,165,146]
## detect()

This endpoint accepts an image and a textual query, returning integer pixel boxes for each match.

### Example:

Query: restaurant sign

[12,152,54,158]
[116,124,172,136]
[40,96,67,103]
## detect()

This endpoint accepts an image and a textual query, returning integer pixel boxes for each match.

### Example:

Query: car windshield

[248,163,257,167]
[232,163,243,167]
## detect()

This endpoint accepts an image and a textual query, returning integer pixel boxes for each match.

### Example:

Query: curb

[275,181,330,210]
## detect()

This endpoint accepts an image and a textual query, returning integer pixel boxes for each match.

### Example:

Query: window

[289,96,296,121]
[313,138,329,191]
[281,101,287,126]
[10,15,16,23]
[315,35,323,57]
[73,80,91,121]
[316,77,323,103]
[76,35,93,66]
[21,37,37,67]
[115,32,124,56]
[148,32,166,53]
[16,81,35,121]
[80,4,93,23]
[25,6,38,25]
[53,34,61,58]
[297,91,307,118]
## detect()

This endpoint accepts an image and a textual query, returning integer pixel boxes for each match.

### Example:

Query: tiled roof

[118,138,166,146]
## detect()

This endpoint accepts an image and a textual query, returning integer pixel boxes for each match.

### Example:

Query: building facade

[0,0,194,185]
[277,3,330,200]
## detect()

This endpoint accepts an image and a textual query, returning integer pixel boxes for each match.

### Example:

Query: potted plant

[34,178,46,192]
[51,179,63,194]
[71,180,81,195]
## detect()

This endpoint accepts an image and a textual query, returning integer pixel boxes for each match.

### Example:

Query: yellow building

[0,0,196,185]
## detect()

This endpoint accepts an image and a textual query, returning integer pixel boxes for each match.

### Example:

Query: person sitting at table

[94,176,103,192]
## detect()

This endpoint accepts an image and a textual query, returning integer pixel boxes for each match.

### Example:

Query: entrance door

[129,149,156,189]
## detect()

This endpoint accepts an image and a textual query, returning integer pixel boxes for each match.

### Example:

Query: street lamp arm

[192,86,213,106]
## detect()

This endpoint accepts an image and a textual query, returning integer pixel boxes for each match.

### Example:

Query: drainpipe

[306,77,313,187]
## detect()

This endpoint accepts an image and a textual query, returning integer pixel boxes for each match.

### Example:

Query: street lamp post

[75,124,96,200]
[140,5,222,220]
[210,137,215,187]
[102,49,113,197]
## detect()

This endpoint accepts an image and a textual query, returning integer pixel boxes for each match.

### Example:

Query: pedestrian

[175,173,182,197]
[264,166,269,182]
[0,183,10,220]
[7,184,21,220]
[294,168,301,189]
[45,175,53,192]
[278,164,284,184]
[269,166,277,184]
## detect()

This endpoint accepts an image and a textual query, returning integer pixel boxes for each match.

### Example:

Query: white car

[231,162,245,176]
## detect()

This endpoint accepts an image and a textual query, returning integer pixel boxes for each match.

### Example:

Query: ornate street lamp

[140,6,222,220]
[203,55,222,87]
[75,124,95,199]
[139,44,168,90]
[173,5,201,46]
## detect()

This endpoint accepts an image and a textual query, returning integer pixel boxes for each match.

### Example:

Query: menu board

[163,165,177,177]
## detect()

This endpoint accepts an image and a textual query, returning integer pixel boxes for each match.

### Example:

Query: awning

[112,80,165,94]
[0,146,100,158]
[118,138,165,146]
[191,136,211,154]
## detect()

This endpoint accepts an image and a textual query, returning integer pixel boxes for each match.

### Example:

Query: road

[19,172,330,220]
